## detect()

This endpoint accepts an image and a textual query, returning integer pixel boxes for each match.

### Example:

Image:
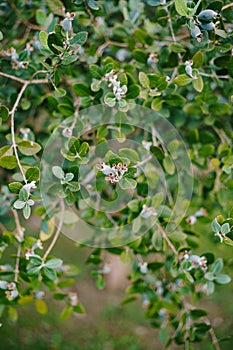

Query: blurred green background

[1,230,232,350]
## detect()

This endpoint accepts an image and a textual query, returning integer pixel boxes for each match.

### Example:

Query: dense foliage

[0,0,233,348]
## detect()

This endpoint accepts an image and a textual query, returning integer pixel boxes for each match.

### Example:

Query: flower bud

[199,21,215,31]
[198,10,220,23]
[190,25,203,42]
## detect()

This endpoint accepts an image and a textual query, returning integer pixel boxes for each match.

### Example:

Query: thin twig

[11,82,29,183]
[42,201,65,261]
[0,71,48,85]
[199,72,229,79]
[11,209,24,282]
[155,221,179,257]
[205,318,221,350]
[1,71,49,182]
[222,2,233,10]
[133,155,152,168]
[14,244,21,283]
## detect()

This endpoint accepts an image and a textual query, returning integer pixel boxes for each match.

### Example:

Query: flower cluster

[25,240,43,260]
[96,162,128,184]
[104,70,127,100]
[182,251,208,273]
[0,281,18,300]
[4,47,29,70]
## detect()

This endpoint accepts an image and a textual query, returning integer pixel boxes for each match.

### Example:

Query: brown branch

[155,221,179,257]
[42,201,65,261]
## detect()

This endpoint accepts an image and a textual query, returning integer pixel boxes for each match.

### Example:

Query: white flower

[186,215,197,225]
[140,205,157,219]
[102,263,111,274]
[142,140,152,151]
[32,240,43,251]
[23,181,37,194]
[62,127,72,138]
[139,262,148,274]
[68,292,78,306]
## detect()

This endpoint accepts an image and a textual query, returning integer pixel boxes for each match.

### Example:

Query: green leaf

[73,83,92,97]
[212,219,221,233]
[139,72,150,88]
[58,104,74,117]
[73,303,86,314]
[19,188,28,201]
[90,64,103,79]
[96,274,105,290]
[173,74,193,86]
[165,94,186,107]
[87,0,99,10]
[151,192,164,208]
[27,265,41,276]
[174,0,189,16]
[63,210,79,224]
[119,178,137,190]
[8,182,23,194]
[26,167,40,182]
[44,258,63,269]
[46,0,64,16]
[163,156,175,175]
[14,200,25,209]
[192,74,204,92]
[150,146,164,160]
[211,258,223,274]
[204,272,215,281]
[192,51,204,68]
[79,142,89,157]
[170,43,186,53]
[151,98,163,111]
[70,32,88,46]
[119,148,140,163]
[52,166,64,179]
[221,223,230,235]
[36,9,47,26]
[8,306,18,322]
[215,274,231,284]
[60,305,73,320]
[23,204,31,219]
[18,141,41,156]
[35,299,48,315]
[190,309,207,319]
[0,105,9,121]
[0,155,17,169]
[132,49,148,63]
[206,281,215,295]
[43,267,57,281]
[39,31,50,50]
[47,33,63,54]
[125,85,140,99]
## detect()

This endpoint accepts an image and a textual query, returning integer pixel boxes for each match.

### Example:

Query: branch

[0,71,48,85]
[1,71,49,182]
[205,318,221,350]
[42,201,65,261]
[155,221,179,257]
[11,209,24,282]
[222,2,233,10]
[11,82,29,183]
